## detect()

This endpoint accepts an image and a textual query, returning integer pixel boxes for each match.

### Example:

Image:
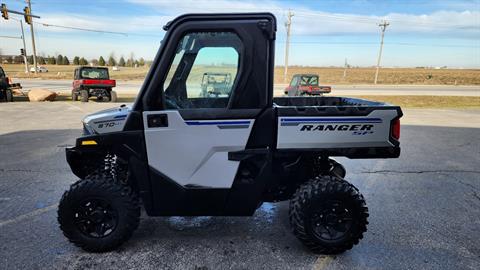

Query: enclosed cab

[72,66,117,102]
[284,74,331,96]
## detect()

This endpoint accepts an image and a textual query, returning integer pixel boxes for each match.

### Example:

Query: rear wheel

[58,178,140,252]
[289,176,368,254]
[5,89,13,102]
[110,90,118,102]
[80,90,89,102]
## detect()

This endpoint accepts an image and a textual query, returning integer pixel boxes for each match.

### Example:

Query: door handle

[147,114,168,128]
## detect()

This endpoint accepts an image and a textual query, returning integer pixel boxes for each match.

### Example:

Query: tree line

[26,55,146,67]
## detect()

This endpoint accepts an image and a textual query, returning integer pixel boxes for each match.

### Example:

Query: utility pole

[18,19,29,73]
[343,58,348,79]
[374,20,389,84]
[26,0,38,74]
[284,9,294,83]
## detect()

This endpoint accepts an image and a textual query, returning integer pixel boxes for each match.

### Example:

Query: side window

[290,76,298,87]
[162,32,242,109]
[0,68,5,78]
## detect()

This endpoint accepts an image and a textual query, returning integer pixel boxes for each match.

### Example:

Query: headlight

[82,122,96,135]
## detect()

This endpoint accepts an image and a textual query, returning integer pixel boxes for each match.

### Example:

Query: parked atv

[284,74,331,96]
[0,66,22,102]
[58,13,402,254]
[72,66,117,102]
[200,72,232,97]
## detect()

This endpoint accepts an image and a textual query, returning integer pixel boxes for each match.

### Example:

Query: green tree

[98,56,106,66]
[47,56,56,65]
[126,59,134,67]
[63,56,70,65]
[73,56,80,65]
[79,57,88,65]
[138,57,145,66]
[38,56,46,65]
[134,60,139,67]
[108,56,116,66]
[57,54,64,65]
[118,56,126,67]
[27,55,33,64]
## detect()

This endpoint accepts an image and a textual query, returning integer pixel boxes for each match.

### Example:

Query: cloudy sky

[0,0,479,68]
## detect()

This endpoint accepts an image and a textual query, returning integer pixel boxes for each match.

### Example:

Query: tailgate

[275,100,402,158]
[82,79,116,87]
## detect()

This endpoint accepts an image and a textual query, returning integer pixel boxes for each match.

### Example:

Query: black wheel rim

[310,200,353,242]
[74,198,118,238]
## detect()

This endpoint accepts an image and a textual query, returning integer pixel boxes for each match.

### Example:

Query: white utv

[58,13,402,254]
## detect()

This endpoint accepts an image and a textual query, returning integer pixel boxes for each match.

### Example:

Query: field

[2,64,150,81]
[3,64,480,85]
[275,66,480,85]
[351,95,480,108]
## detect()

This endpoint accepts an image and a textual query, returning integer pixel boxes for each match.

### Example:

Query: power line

[0,35,22,39]
[34,21,162,37]
[35,22,128,36]
[292,10,474,29]
[276,41,478,48]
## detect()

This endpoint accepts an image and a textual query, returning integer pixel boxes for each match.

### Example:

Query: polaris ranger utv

[72,66,117,102]
[58,13,402,254]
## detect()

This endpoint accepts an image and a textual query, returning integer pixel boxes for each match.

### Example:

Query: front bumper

[66,147,85,178]
[65,144,105,179]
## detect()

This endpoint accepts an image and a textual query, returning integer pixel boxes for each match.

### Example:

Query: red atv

[72,66,117,102]
[284,74,331,96]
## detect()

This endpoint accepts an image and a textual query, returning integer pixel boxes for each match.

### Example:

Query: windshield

[299,76,319,86]
[80,68,109,79]
[202,74,230,84]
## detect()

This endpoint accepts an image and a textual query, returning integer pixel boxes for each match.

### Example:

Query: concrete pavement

[0,102,479,269]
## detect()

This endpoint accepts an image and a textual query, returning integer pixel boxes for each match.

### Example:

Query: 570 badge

[97,121,119,129]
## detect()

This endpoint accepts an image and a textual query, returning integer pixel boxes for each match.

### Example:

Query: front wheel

[289,176,368,254]
[71,90,78,101]
[58,179,140,252]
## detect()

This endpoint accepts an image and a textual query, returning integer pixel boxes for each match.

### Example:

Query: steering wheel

[165,95,194,109]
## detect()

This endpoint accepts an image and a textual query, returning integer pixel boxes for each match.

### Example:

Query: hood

[83,104,132,134]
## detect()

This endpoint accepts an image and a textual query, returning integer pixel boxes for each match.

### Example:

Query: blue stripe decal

[114,114,128,119]
[185,120,251,126]
[281,117,382,123]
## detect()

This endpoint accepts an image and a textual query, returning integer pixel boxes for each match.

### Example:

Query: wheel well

[261,154,339,202]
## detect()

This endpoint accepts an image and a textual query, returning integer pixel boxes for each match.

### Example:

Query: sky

[0,0,479,68]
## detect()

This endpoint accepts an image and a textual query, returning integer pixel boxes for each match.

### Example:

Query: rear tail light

[391,119,400,140]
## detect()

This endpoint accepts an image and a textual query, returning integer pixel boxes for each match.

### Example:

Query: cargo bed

[274,96,402,159]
